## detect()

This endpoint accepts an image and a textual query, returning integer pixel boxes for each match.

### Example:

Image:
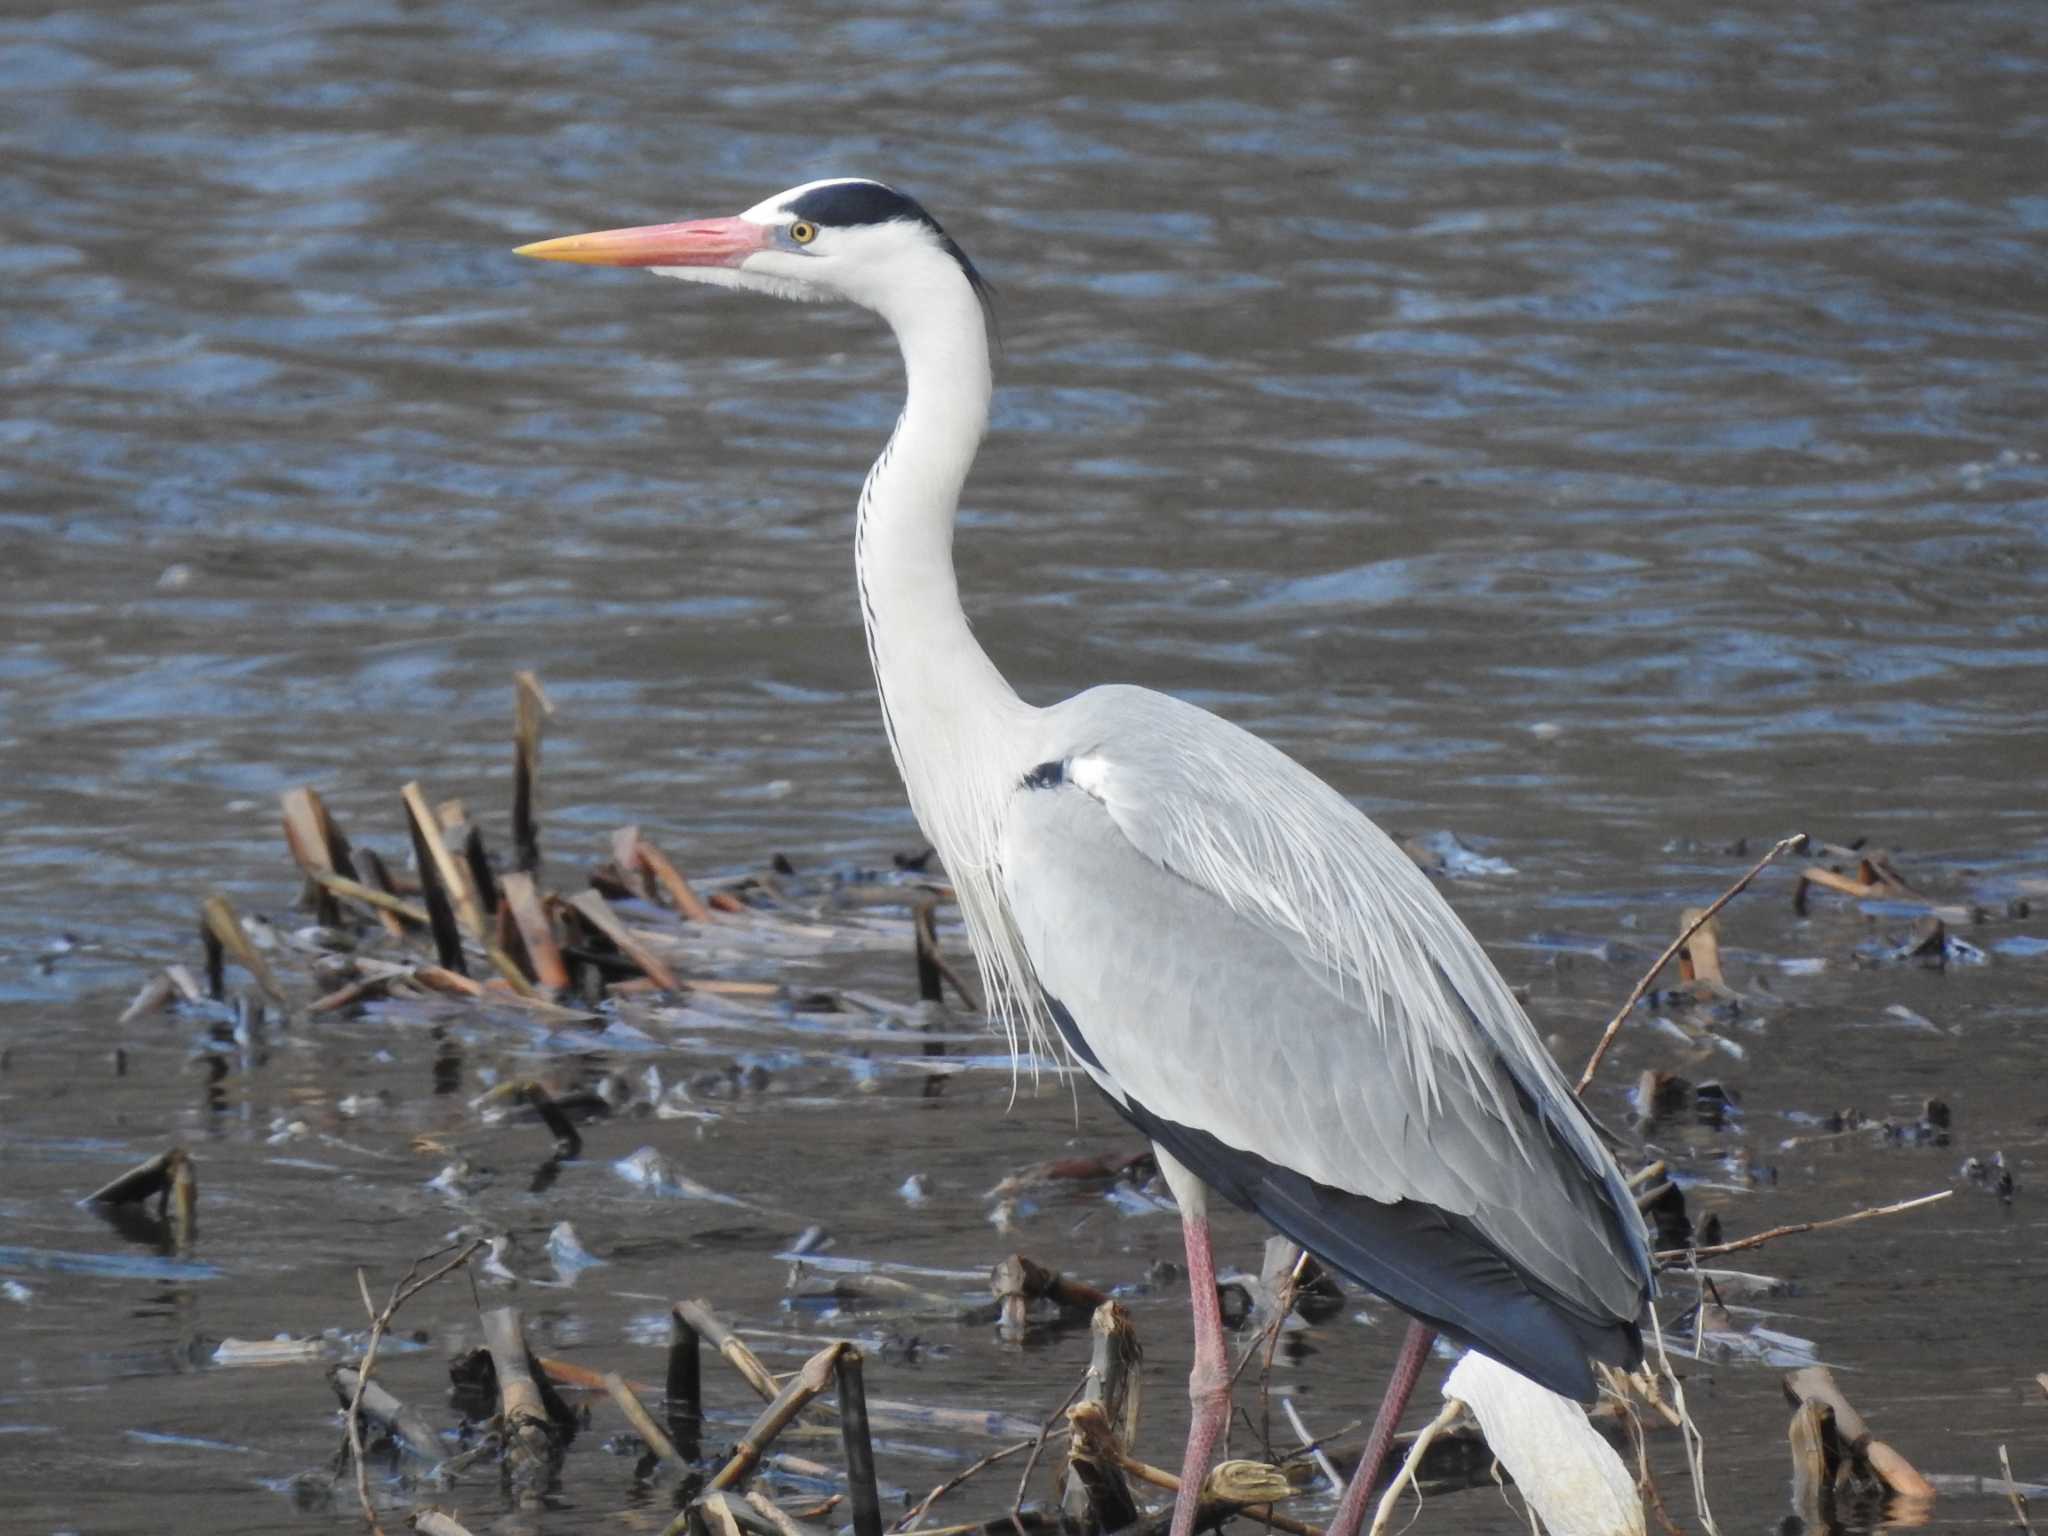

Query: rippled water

[3,2,2046,1532]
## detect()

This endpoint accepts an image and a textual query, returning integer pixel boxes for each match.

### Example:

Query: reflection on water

[1,1,2044,1531]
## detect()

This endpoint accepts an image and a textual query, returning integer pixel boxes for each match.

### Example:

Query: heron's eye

[789,221,817,245]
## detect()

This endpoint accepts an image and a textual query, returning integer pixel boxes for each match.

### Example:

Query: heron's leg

[1156,1149,1229,1536]
[1321,1320,1437,1536]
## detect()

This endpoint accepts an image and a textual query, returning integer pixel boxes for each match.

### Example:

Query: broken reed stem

[308,868,430,926]
[1658,1189,1951,1265]
[567,889,682,991]
[2000,1445,2035,1535]
[702,1492,748,1536]
[200,893,288,1004]
[513,671,550,875]
[345,1239,487,1532]
[710,1342,848,1491]
[1576,831,1808,1095]
[1109,1450,1319,1536]
[674,1298,779,1402]
[480,1306,559,1484]
[912,896,982,1012]
[747,1489,832,1536]
[667,1306,704,1460]
[604,1370,685,1469]
[835,1348,884,1536]
[330,1366,443,1465]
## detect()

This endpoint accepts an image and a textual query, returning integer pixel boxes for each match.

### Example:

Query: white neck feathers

[853,244,1043,1043]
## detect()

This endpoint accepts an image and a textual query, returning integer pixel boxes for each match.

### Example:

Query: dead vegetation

[86,676,2046,1536]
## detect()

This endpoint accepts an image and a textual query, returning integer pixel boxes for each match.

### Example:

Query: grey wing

[999,687,1650,1395]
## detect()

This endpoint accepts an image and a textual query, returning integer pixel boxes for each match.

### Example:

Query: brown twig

[1658,1190,1950,1265]
[344,1239,487,1532]
[912,895,981,1011]
[1577,832,1807,1094]
[1010,1377,1089,1517]
[895,1441,1035,1532]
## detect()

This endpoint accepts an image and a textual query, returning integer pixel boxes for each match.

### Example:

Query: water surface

[2,2,2045,1532]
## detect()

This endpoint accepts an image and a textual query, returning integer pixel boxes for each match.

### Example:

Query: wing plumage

[998,684,1650,1393]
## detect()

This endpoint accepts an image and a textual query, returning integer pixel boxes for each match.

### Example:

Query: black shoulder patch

[1021,760,1066,790]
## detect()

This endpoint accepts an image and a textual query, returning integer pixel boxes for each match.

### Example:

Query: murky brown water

[4,2,2046,1531]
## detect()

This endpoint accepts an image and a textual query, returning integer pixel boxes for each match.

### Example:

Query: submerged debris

[90,684,2044,1535]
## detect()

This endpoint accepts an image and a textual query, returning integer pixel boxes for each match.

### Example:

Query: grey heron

[518,178,1654,1536]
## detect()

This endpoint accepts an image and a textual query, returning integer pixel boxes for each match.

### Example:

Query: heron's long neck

[857,275,1027,882]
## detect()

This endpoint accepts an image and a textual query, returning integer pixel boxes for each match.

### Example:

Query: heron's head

[516,177,991,325]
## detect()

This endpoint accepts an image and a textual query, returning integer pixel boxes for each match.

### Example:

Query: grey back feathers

[999,684,1651,1394]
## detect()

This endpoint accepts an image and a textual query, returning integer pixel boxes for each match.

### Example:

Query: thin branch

[1280,1398,1342,1497]
[894,1440,1036,1532]
[1577,832,1807,1095]
[1656,1190,1951,1264]
[344,1239,487,1532]
[1009,1377,1088,1518]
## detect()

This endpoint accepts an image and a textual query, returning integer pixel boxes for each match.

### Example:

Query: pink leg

[1322,1321,1437,1536]
[1168,1206,1232,1536]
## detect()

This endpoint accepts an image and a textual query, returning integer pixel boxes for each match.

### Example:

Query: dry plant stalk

[1059,1301,1144,1530]
[1658,1190,1951,1264]
[479,1306,560,1485]
[1109,1447,1316,1536]
[1577,831,1807,1094]
[1999,1445,2034,1535]
[344,1239,487,1534]
[498,871,568,990]
[1366,1396,1464,1536]
[308,868,429,927]
[512,670,550,874]
[836,1348,885,1536]
[402,782,486,940]
[895,1439,1036,1532]
[200,892,287,1004]
[280,785,348,926]
[1782,1365,1935,1502]
[636,831,714,922]
[709,1342,848,1491]
[673,1298,779,1401]
[604,1369,684,1469]
[567,888,682,990]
